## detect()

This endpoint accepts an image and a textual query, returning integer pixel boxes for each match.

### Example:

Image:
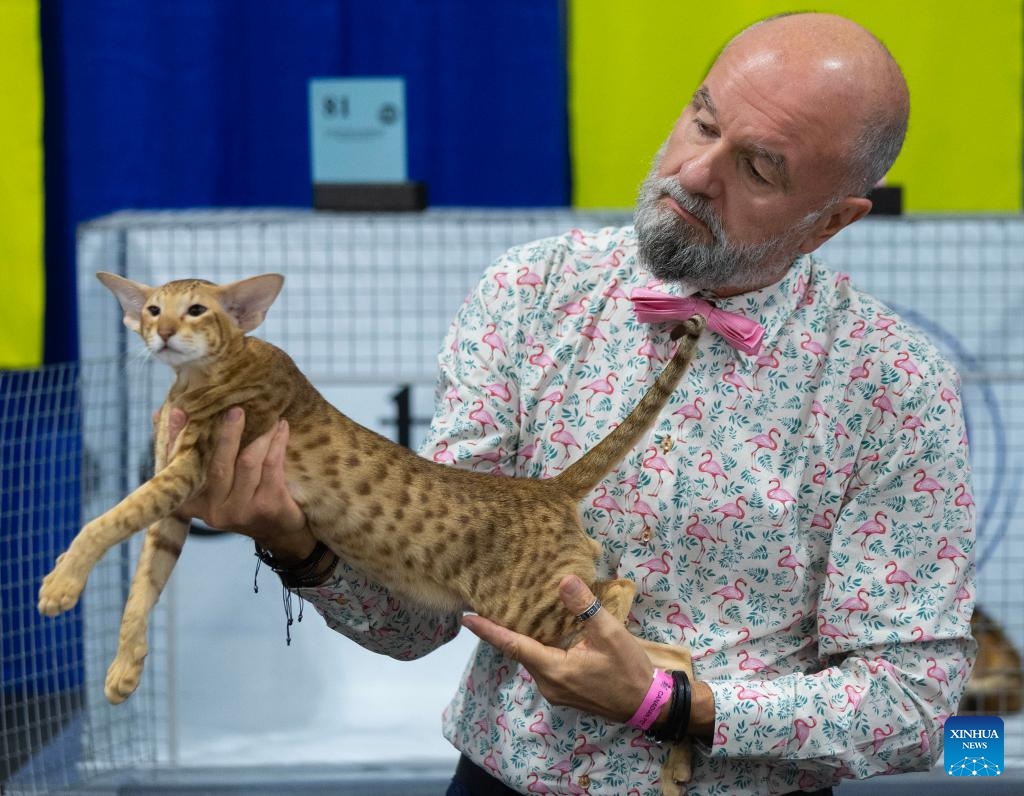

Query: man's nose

[676,144,723,201]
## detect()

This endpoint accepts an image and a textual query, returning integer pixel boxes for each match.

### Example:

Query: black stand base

[313,182,427,212]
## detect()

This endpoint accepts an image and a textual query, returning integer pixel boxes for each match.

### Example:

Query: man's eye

[694,118,716,137]
[745,159,770,185]
[147,306,160,316]
[187,304,207,317]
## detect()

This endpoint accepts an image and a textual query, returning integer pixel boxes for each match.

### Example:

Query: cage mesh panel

[2,210,1020,792]
[2,361,167,795]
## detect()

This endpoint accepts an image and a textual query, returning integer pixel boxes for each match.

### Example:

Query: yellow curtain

[0,0,44,368]
[569,0,1022,212]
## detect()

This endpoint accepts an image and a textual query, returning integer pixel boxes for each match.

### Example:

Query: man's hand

[461,575,658,724]
[165,406,314,563]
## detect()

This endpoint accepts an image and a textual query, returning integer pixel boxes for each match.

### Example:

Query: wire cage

[2,360,169,795]
[2,209,1022,792]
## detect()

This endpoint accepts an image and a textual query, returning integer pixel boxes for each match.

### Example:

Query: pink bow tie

[630,288,765,355]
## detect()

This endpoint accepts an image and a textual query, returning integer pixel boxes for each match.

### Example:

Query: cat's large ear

[96,272,153,333]
[218,274,285,332]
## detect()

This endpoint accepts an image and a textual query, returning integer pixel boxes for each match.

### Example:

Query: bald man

[173,12,975,796]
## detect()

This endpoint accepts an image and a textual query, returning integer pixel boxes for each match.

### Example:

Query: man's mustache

[653,178,723,243]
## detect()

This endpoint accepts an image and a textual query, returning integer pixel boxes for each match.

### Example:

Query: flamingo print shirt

[298,226,976,795]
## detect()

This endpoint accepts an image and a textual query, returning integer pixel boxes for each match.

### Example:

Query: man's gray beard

[633,167,818,293]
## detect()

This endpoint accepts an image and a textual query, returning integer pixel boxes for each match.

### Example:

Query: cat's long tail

[549,315,705,501]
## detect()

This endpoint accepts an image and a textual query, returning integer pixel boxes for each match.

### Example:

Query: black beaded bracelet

[254,540,338,588]
[647,669,692,744]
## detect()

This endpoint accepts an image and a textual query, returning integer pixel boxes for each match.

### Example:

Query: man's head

[634,12,909,294]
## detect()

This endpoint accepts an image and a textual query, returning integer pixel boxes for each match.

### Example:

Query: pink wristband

[626,668,674,731]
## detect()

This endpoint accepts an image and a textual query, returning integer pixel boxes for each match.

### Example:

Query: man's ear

[798,196,873,254]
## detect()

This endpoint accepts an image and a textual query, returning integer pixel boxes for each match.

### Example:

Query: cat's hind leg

[105,515,189,703]
[596,579,695,796]
[593,577,637,624]
[637,638,695,796]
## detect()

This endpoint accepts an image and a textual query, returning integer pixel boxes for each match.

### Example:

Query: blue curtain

[42,0,569,363]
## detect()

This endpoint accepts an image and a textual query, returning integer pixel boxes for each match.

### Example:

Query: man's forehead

[694,65,850,185]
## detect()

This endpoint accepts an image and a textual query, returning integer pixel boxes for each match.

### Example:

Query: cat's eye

[146,306,160,316]
[187,304,207,317]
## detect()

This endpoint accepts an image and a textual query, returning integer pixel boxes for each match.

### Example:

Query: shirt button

[660,435,674,453]
[577,774,591,789]
[639,529,653,544]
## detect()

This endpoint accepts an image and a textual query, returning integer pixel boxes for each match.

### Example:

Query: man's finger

[461,614,554,669]
[203,407,245,506]
[167,408,187,443]
[559,575,620,638]
[229,422,277,502]
[261,420,289,486]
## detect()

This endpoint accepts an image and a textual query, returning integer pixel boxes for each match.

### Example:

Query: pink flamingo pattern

[936,536,968,584]
[671,396,704,432]
[697,449,727,497]
[912,468,944,518]
[300,228,975,794]
[684,515,718,562]
[884,560,918,610]
[636,550,672,595]
[776,545,805,592]
[589,484,625,527]
[745,427,780,472]
[893,350,922,395]
[641,446,673,494]
[766,478,797,527]
[752,347,780,390]
[581,372,618,418]
[481,323,507,360]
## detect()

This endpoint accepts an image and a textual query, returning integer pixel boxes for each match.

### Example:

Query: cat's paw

[105,644,148,704]
[662,741,693,796]
[37,556,86,616]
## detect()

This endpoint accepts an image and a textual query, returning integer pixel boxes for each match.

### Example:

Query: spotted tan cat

[39,272,703,793]
[961,605,1022,715]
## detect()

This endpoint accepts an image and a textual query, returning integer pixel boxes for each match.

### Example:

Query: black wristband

[647,669,692,743]
[254,540,338,588]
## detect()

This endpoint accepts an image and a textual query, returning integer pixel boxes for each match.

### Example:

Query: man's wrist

[254,538,339,588]
[250,510,317,564]
[688,679,716,744]
[645,669,692,744]
[253,534,318,566]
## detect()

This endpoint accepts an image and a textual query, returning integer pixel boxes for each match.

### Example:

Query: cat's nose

[157,326,175,342]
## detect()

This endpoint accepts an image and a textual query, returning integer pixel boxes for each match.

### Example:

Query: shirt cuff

[292,557,374,632]
[705,678,796,758]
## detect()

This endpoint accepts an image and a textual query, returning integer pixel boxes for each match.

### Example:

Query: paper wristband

[626,668,674,731]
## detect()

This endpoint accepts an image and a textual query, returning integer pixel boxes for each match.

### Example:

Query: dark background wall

[41,0,570,363]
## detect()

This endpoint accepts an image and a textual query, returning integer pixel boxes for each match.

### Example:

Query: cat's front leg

[38,447,203,617]
[37,517,115,616]
[105,515,190,703]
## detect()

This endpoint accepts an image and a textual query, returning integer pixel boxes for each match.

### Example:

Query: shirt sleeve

[291,249,526,658]
[705,354,977,779]
[293,558,461,661]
